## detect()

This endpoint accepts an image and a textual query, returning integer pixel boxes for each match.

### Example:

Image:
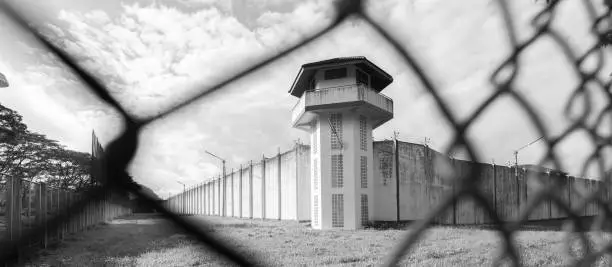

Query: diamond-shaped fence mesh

[2,0,612,266]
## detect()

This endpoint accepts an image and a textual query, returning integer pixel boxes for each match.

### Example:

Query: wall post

[249,160,254,219]
[231,169,234,217]
[393,137,400,223]
[262,154,266,220]
[239,164,243,218]
[39,183,48,248]
[278,148,282,220]
[7,176,21,241]
[492,163,497,219]
[295,143,299,221]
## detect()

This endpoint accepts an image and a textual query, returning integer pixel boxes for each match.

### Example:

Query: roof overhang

[288,57,393,98]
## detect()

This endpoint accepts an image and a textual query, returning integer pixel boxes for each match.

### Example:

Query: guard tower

[289,57,394,229]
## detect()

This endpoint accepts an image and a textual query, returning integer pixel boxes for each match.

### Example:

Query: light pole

[204,150,226,216]
[514,136,544,177]
[176,181,186,215]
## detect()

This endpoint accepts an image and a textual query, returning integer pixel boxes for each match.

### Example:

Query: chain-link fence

[2,0,612,266]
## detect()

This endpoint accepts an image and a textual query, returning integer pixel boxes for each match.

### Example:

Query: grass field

[25,214,612,266]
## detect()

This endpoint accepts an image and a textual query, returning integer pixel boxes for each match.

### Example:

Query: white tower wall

[291,57,393,230]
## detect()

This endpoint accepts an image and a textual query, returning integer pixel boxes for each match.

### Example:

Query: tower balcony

[291,84,393,131]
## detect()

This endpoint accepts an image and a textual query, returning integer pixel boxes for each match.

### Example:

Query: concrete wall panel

[372,141,396,221]
[429,149,454,224]
[397,142,426,221]
[252,163,263,219]
[280,150,298,220]
[227,170,240,217]
[474,163,495,224]
[526,171,551,220]
[495,165,519,222]
[454,159,476,224]
[242,166,251,218]
[264,156,280,219]
[571,177,588,217]
[297,145,311,221]
[549,172,570,218]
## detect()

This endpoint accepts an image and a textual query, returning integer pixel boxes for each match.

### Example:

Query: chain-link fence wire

[2,0,612,266]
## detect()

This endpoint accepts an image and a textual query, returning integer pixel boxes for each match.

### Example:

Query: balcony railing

[291,84,393,125]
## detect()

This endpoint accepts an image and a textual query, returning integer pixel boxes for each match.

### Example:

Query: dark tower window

[356,68,369,86]
[324,68,347,80]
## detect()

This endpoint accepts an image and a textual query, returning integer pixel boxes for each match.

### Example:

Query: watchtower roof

[288,56,393,97]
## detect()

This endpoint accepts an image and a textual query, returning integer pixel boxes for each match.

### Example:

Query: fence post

[55,189,60,241]
[451,158,456,225]
[208,182,212,215]
[295,144,299,221]
[223,171,227,217]
[277,149,281,220]
[7,176,21,242]
[547,171,552,219]
[38,183,48,248]
[262,154,266,220]
[231,169,234,217]
[492,163,497,218]
[239,164,243,218]
[516,165,520,220]
[393,137,400,222]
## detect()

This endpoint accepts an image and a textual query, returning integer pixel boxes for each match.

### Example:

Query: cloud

[0,58,121,152]
[5,0,610,196]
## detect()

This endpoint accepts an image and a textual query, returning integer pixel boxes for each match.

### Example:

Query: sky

[1,0,611,198]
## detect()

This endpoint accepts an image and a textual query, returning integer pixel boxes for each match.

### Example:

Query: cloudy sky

[1,0,611,197]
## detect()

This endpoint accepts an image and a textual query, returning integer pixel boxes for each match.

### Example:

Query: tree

[0,131,62,185]
[44,148,92,190]
[0,104,93,191]
[0,103,27,144]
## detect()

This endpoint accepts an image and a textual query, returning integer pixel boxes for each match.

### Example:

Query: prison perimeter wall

[165,140,606,224]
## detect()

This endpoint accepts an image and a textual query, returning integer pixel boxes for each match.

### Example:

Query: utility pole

[205,150,226,216]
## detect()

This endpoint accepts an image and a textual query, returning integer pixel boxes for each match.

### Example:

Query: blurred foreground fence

[0,176,131,251]
[3,0,612,266]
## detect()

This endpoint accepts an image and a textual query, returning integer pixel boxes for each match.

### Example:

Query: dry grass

[24,214,612,266]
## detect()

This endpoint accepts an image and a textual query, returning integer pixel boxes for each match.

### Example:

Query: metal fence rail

[1,0,612,266]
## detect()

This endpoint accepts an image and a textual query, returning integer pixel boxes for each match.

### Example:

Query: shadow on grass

[25,213,201,266]
[366,216,612,232]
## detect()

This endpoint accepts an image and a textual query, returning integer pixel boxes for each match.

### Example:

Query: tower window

[361,194,369,226]
[313,195,319,226]
[332,194,344,228]
[324,68,347,80]
[313,158,319,191]
[331,155,343,188]
[330,113,342,149]
[356,68,369,86]
[359,115,367,151]
[360,156,367,188]
[312,121,318,154]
